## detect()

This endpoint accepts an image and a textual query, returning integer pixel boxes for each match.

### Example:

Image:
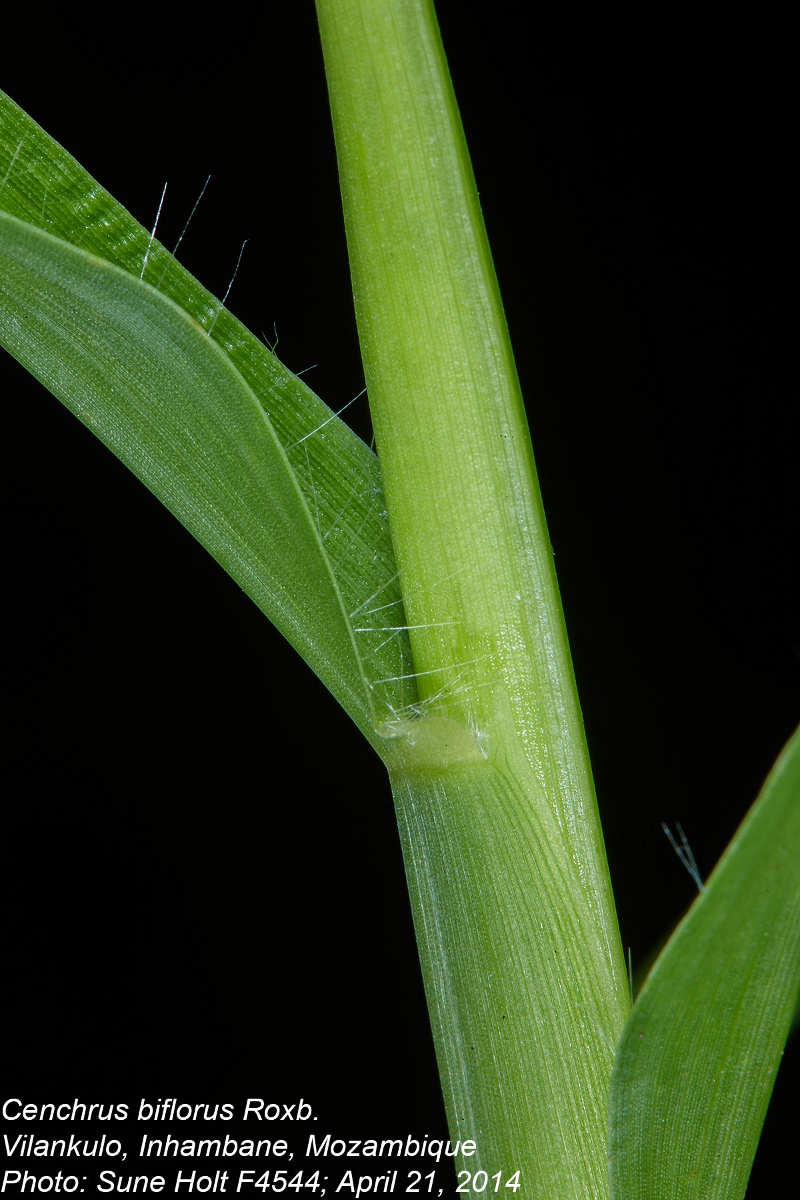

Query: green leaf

[316,3,630,1194]
[609,726,800,1200]
[391,759,627,1199]
[0,89,415,745]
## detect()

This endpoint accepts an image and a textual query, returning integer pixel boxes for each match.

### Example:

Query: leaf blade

[0,213,379,734]
[0,89,417,743]
[609,727,800,1200]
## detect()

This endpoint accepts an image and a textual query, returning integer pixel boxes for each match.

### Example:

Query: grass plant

[1,4,797,1197]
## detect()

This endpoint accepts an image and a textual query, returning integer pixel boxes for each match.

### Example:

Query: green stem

[316,1,629,1195]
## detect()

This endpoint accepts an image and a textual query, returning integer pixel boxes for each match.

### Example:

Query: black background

[2,3,797,1195]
